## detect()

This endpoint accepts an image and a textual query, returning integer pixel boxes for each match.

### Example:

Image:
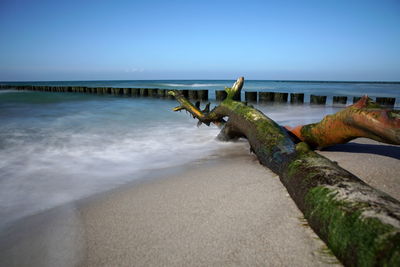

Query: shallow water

[0,89,368,229]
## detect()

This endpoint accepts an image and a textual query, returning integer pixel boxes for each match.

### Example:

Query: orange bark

[285,96,400,149]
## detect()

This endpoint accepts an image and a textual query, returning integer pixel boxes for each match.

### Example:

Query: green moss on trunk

[305,186,400,266]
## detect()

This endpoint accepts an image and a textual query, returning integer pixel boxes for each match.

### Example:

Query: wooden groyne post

[333,96,347,105]
[216,90,227,101]
[290,93,304,104]
[197,90,208,101]
[376,97,395,107]
[245,92,257,102]
[310,95,327,105]
[259,92,288,103]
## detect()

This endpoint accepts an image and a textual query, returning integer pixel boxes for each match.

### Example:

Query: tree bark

[285,96,400,149]
[169,77,400,266]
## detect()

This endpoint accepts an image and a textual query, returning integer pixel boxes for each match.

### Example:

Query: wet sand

[1,138,399,266]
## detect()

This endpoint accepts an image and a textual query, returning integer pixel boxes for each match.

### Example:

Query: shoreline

[0,138,398,266]
[0,142,340,266]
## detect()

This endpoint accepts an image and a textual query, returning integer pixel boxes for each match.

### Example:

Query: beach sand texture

[0,138,398,266]
[79,145,339,267]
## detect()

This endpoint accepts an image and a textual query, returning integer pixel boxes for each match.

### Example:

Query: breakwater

[0,84,397,107]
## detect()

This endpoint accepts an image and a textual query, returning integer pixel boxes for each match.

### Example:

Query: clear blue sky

[0,0,399,81]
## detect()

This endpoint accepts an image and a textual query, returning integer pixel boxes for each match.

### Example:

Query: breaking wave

[159,83,220,87]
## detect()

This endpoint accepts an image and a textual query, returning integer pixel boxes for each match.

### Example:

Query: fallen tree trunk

[169,77,400,266]
[285,96,400,149]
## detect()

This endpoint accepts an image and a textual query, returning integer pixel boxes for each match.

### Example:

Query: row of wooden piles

[216,90,396,106]
[0,84,209,101]
[0,84,396,106]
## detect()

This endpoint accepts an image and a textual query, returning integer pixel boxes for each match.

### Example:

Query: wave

[0,98,235,229]
[0,89,23,93]
[159,83,221,87]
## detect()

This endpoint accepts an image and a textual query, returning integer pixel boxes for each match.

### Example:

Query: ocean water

[0,80,399,230]
[2,79,400,106]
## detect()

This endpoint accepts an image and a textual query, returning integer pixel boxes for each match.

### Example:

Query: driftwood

[285,96,400,149]
[169,77,400,266]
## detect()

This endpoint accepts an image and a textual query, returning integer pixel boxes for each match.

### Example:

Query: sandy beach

[0,138,398,266]
[1,0,399,265]
[79,143,340,267]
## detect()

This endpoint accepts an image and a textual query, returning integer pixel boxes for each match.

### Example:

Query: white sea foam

[0,124,232,229]
[0,97,238,229]
[160,83,220,87]
[0,89,23,93]
[0,93,343,230]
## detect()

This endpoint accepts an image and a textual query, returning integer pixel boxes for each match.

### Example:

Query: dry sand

[78,144,339,267]
[1,138,398,267]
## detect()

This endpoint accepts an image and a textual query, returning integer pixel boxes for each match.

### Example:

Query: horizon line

[1,79,400,84]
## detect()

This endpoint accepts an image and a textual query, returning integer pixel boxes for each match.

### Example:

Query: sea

[0,80,399,230]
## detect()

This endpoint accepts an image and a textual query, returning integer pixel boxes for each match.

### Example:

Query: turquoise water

[0,82,393,229]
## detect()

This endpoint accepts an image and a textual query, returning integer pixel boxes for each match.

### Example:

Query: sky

[0,0,399,81]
